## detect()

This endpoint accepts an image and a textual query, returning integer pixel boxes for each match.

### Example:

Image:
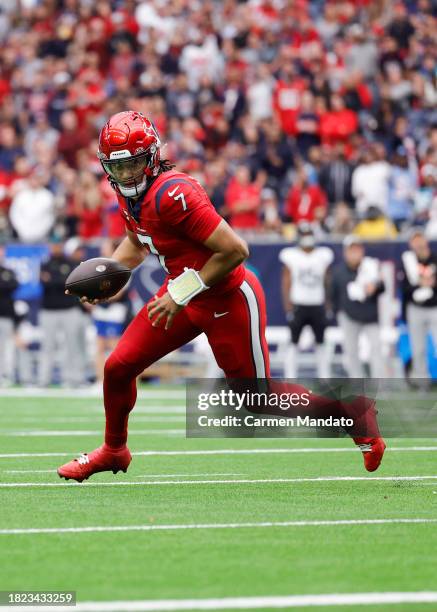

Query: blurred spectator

[345,25,378,80]
[387,2,415,51]
[247,64,275,122]
[330,201,355,236]
[353,206,398,240]
[319,143,354,207]
[417,165,437,229]
[400,229,437,386]
[0,125,23,173]
[38,240,86,387]
[319,94,358,148]
[295,91,320,159]
[0,244,18,386]
[387,149,418,229]
[74,171,104,239]
[57,111,90,169]
[260,188,281,232]
[273,60,307,137]
[331,236,385,377]
[224,165,262,230]
[24,114,59,165]
[9,170,54,243]
[352,147,391,217]
[285,168,327,224]
[64,236,92,383]
[255,121,294,194]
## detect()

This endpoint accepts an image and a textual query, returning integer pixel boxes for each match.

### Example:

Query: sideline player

[58,111,384,481]
[280,223,333,378]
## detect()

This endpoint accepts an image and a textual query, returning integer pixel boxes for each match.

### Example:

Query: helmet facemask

[100,147,158,198]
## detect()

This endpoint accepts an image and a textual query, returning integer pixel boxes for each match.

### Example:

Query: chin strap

[167,268,209,306]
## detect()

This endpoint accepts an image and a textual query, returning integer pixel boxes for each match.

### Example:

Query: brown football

[65,258,131,300]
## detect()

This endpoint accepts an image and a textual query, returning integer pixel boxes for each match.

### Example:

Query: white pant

[0,317,14,383]
[38,308,88,386]
[407,303,437,379]
[338,312,382,378]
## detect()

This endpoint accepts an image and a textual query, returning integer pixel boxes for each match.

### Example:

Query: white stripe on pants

[239,280,266,378]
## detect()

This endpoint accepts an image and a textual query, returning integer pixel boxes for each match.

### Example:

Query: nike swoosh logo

[214,311,229,318]
[168,186,179,197]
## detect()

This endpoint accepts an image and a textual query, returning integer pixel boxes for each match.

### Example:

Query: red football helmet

[98,111,161,198]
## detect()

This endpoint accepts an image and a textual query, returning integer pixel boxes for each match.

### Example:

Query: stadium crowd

[0,0,437,387]
[0,0,436,242]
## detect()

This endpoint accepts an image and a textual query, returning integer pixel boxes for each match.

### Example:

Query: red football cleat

[57,445,132,483]
[354,437,386,472]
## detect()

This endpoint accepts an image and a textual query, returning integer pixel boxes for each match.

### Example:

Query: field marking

[0,416,185,423]
[4,469,56,474]
[4,591,437,612]
[0,405,186,414]
[133,473,246,479]
[131,446,437,456]
[1,475,437,488]
[6,592,437,611]
[1,446,437,459]
[1,429,185,437]
[2,471,237,478]
[1,518,437,536]
[0,388,184,399]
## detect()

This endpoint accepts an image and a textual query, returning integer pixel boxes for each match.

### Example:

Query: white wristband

[167,268,209,306]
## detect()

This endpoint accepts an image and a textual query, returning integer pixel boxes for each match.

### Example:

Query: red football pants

[104,268,270,447]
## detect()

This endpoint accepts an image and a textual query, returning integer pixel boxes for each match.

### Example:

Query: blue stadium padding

[5,243,49,300]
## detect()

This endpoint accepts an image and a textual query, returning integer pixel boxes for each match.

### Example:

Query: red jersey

[117,170,245,296]
[286,184,327,223]
[273,78,307,136]
[224,178,261,229]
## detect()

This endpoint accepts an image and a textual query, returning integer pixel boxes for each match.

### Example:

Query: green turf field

[1,387,437,611]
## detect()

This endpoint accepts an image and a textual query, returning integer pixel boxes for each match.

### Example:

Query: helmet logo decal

[109,149,131,159]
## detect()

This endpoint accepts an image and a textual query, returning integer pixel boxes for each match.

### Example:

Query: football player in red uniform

[57,111,269,481]
[58,111,385,482]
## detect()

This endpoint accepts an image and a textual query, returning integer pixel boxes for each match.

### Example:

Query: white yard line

[1,416,185,423]
[0,388,185,399]
[0,453,72,458]
[1,518,437,536]
[4,469,56,474]
[0,405,186,413]
[94,406,186,414]
[1,475,437,488]
[1,446,437,459]
[133,473,245,479]
[1,429,185,436]
[5,592,437,611]
[131,447,437,456]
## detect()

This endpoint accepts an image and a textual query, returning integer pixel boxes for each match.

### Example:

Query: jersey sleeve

[155,178,222,243]
[321,247,334,268]
[278,248,295,269]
